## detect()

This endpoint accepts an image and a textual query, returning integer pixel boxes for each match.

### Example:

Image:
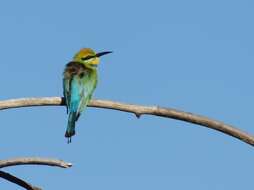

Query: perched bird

[63,48,112,143]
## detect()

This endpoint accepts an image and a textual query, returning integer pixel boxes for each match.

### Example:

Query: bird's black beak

[96,51,113,57]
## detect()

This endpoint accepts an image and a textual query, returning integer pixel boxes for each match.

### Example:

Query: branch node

[135,112,141,118]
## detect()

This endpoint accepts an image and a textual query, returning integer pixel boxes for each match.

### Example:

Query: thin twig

[0,97,253,146]
[0,157,72,169]
[0,170,41,190]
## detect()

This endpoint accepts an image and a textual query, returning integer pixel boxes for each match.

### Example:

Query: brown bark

[0,97,253,146]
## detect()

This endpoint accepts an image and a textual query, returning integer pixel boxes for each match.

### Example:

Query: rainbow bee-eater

[63,48,112,143]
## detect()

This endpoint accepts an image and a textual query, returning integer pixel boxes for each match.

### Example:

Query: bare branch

[0,97,253,146]
[0,157,71,189]
[0,170,41,190]
[0,157,72,169]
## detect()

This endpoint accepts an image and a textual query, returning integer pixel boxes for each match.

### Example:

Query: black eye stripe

[81,55,95,61]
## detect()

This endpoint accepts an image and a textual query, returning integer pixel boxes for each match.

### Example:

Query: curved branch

[0,157,72,169]
[0,157,71,190]
[0,170,41,190]
[0,97,253,146]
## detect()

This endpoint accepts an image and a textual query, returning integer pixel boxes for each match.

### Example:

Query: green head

[73,48,112,68]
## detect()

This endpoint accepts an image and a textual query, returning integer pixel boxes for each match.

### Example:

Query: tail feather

[65,112,77,143]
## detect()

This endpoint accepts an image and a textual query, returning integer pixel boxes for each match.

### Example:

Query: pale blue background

[0,0,254,189]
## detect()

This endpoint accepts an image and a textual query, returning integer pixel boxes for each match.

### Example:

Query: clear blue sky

[1,0,254,189]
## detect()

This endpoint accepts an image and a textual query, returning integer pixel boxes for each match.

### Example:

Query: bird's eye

[81,55,95,61]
